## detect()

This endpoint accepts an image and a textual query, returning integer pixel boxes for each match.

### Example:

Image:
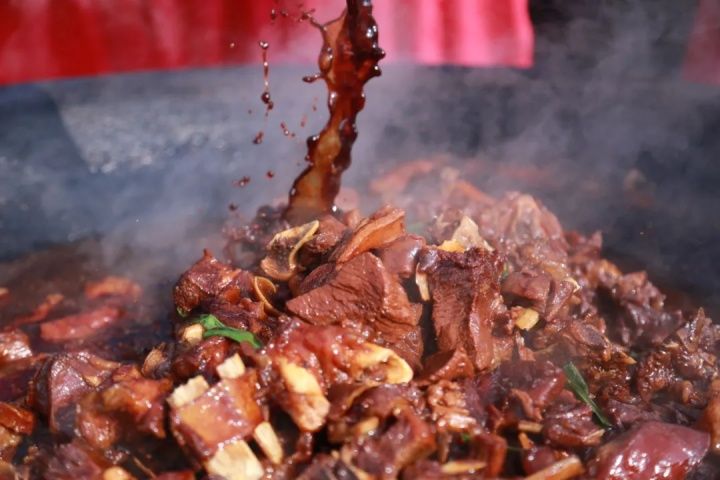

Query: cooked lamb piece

[173,250,250,314]
[296,454,358,480]
[499,360,567,416]
[636,309,719,405]
[286,252,423,367]
[377,234,427,280]
[542,401,604,448]
[171,336,230,382]
[263,320,413,432]
[101,366,173,438]
[476,192,566,252]
[698,380,720,454]
[299,214,349,261]
[75,392,120,450]
[169,370,263,461]
[417,247,507,371]
[598,269,684,349]
[327,384,424,442]
[42,439,111,479]
[295,262,337,295]
[475,193,579,322]
[350,408,436,479]
[204,296,265,332]
[28,352,119,436]
[587,421,710,479]
[417,349,474,385]
[521,445,564,475]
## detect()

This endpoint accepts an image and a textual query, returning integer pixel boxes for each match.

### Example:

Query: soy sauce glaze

[284,0,384,224]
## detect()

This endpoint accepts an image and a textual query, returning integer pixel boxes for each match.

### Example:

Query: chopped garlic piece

[253,421,284,465]
[217,353,246,380]
[168,376,209,408]
[515,308,540,330]
[441,460,487,474]
[206,439,263,480]
[181,323,204,345]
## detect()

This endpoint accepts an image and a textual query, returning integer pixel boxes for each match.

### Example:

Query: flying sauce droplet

[234,176,251,187]
[259,40,274,115]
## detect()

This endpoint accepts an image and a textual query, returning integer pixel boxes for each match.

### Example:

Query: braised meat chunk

[417,247,507,371]
[286,252,423,367]
[587,421,710,479]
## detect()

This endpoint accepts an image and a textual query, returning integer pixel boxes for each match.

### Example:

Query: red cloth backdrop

[684,0,720,84]
[0,0,534,86]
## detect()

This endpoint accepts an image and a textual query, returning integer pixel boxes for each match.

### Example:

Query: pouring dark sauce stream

[284,0,384,224]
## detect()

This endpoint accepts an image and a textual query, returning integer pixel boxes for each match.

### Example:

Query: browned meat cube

[286,252,423,367]
[266,320,413,432]
[28,352,119,436]
[173,250,247,314]
[297,454,357,480]
[352,408,436,479]
[43,440,111,479]
[377,234,426,279]
[102,369,173,438]
[587,421,709,479]
[170,371,263,460]
[418,247,507,371]
[171,336,230,382]
[75,392,120,451]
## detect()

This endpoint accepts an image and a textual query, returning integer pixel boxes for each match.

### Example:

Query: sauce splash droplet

[234,176,251,187]
[259,40,274,115]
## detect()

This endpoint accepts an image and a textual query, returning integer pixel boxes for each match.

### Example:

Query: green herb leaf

[176,307,189,318]
[194,314,262,348]
[204,327,263,349]
[460,433,471,443]
[196,314,225,330]
[563,362,612,428]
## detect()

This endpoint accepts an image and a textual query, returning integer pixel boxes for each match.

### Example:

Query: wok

[1,61,720,316]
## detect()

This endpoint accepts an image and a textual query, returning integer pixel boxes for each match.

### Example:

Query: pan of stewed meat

[1,1,720,479]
